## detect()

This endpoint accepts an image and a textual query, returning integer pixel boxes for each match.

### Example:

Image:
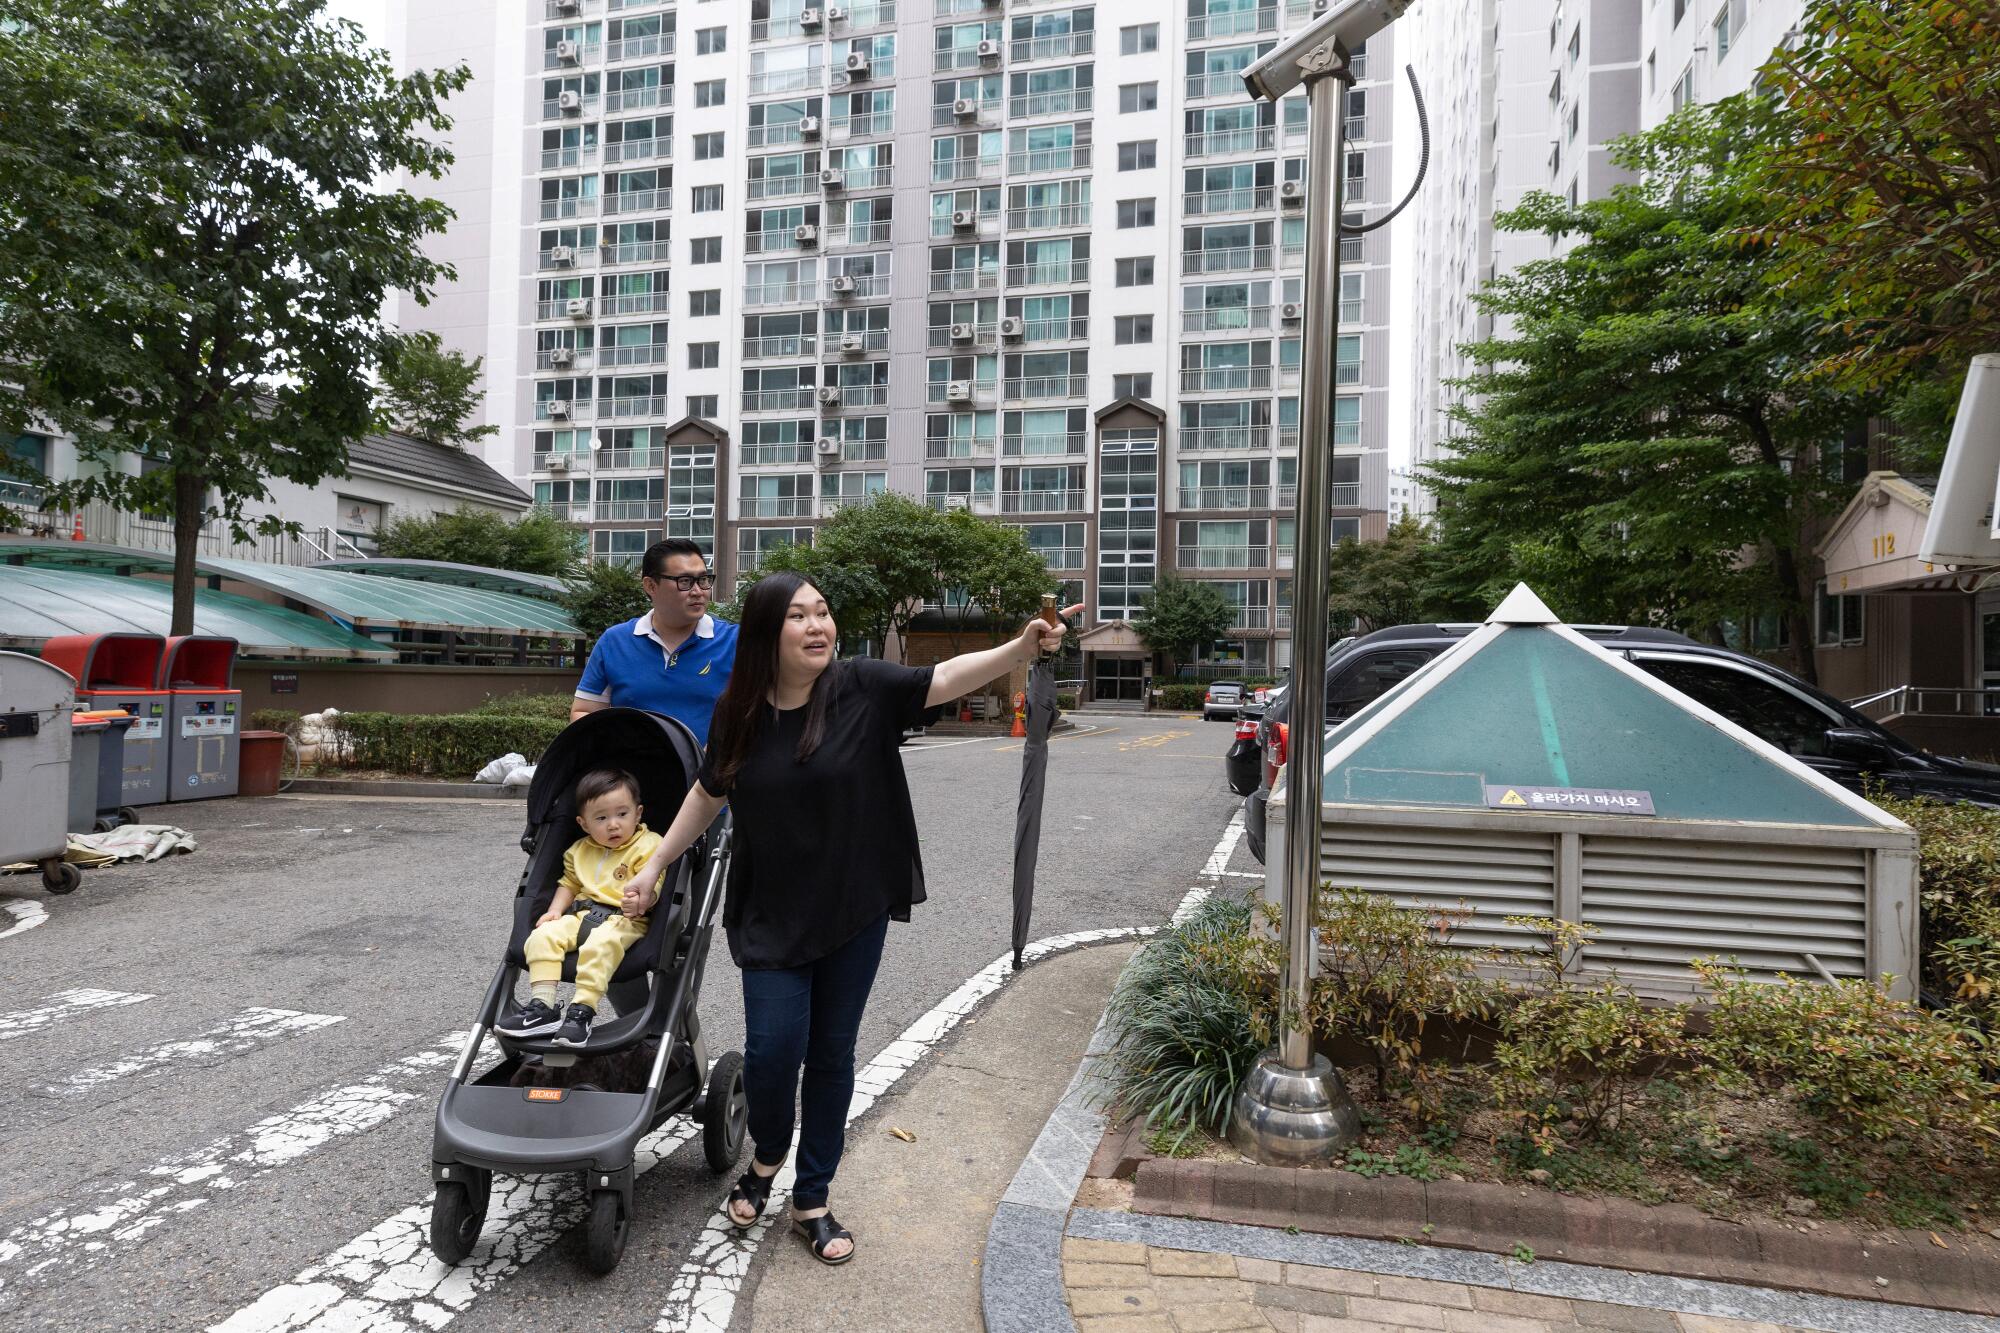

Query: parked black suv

[1240,623,2000,864]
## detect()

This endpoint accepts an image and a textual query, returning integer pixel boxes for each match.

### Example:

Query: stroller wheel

[429,1172,490,1265]
[702,1051,747,1175]
[583,1189,628,1275]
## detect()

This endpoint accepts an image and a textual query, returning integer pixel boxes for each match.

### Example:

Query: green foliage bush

[328,711,567,777]
[1102,896,1265,1149]
[1055,692,1078,712]
[1156,684,1208,711]
[468,692,575,721]
[1873,793,2000,1022]
[249,708,300,734]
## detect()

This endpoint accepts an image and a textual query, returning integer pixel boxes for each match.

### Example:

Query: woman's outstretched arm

[925,603,1082,707]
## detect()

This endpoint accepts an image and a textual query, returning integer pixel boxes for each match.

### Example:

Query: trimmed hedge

[469,692,575,721]
[249,708,301,734]
[329,711,567,777]
[1157,683,1209,711]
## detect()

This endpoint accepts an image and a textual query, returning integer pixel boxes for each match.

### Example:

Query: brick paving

[1059,1239,1821,1333]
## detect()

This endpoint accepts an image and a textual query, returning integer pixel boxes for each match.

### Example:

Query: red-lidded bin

[70,710,137,831]
[41,633,169,808]
[157,635,241,801]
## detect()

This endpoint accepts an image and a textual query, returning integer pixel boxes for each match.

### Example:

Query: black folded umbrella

[1010,658,1060,970]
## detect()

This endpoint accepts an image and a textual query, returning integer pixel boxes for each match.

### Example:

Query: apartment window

[692,184,723,212]
[1816,581,1865,647]
[1671,65,1694,111]
[1566,104,1579,143]
[1115,256,1154,287]
[1118,82,1157,114]
[697,26,726,55]
[1567,26,1580,66]
[1113,314,1153,345]
[1120,24,1159,55]
[1714,6,1733,57]
[1116,198,1155,229]
[695,78,726,108]
[687,394,719,418]
[691,236,721,263]
[690,288,721,316]
[1113,372,1152,400]
[1647,52,1656,93]
[694,131,724,160]
[1673,0,1688,25]
[688,341,719,369]
[1117,140,1156,172]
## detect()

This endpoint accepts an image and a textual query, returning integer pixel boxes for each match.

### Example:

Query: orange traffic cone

[1010,690,1027,738]
[70,512,84,541]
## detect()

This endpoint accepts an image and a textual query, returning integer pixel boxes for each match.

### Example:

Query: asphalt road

[0,712,1255,1332]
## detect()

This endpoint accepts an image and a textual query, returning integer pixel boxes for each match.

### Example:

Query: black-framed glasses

[649,572,717,591]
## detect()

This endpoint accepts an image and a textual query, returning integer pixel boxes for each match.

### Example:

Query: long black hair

[705,571,837,788]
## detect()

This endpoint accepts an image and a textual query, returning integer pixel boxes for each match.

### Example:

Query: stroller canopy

[526,707,703,831]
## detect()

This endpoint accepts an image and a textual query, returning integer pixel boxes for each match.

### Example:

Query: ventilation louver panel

[1320,824,1556,953]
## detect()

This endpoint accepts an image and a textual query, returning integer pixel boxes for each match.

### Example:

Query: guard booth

[157,635,242,801]
[41,632,169,808]
[1265,586,1920,1002]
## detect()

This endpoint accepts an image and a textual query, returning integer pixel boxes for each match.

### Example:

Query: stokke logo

[525,1087,565,1103]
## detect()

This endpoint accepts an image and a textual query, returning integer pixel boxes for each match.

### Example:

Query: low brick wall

[237,662,580,717]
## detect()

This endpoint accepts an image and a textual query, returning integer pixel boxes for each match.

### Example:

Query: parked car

[1224,713,1263,795]
[1241,623,2000,864]
[1202,681,1246,721]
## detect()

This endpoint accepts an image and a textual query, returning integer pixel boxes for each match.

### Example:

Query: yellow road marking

[1118,730,1190,752]
[993,725,1121,753]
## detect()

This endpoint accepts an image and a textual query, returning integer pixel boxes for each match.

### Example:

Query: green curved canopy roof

[308,558,568,602]
[0,564,395,661]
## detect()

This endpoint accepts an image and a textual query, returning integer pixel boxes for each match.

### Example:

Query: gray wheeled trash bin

[0,650,82,893]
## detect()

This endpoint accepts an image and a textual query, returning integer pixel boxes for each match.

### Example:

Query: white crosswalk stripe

[0,989,152,1044]
[0,1031,467,1301]
[29,1009,348,1102]
[0,899,48,941]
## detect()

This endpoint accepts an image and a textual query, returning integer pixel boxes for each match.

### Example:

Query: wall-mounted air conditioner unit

[953,98,978,120]
[949,322,974,342]
[815,437,842,458]
[818,386,843,405]
[829,274,857,294]
[951,208,976,230]
[1280,302,1303,322]
[946,380,973,402]
[547,400,572,419]
[558,91,582,113]
[820,169,845,189]
[555,40,580,63]
[550,347,575,366]
[799,116,821,139]
[1279,181,1304,204]
[795,223,820,245]
[844,52,871,78]
[800,7,824,31]
[548,452,571,469]
[840,333,865,353]
[999,316,1024,339]
[566,297,592,317]
[550,245,575,265]
[976,39,1000,61]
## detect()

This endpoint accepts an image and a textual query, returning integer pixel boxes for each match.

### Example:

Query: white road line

[0,988,152,1044]
[30,1009,348,1102]
[1201,809,1248,878]
[0,1032,467,1298]
[0,899,48,941]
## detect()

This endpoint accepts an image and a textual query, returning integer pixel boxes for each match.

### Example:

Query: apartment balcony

[1184,186,1275,217]
[601,342,669,367]
[1186,70,1251,101]
[535,298,593,320]
[1007,145,1091,176]
[839,0,897,32]
[1274,606,1293,630]
[535,347,594,371]
[1004,202,1089,232]
[929,267,999,294]
[743,281,817,307]
[604,85,672,113]
[1001,489,1087,515]
[1003,374,1087,401]
[608,0,670,10]
[1275,483,1296,508]
[1003,432,1086,456]
[927,322,996,350]
[1182,305,1272,334]
[603,290,672,315]
[829,164,895,192]
[927,493,998,515]
[1004,258,1090,288]
[745,228,813,255]
[743,333,819,360]
[544,43,602,71]
[832,110,896,141]
[924,435,997,462]
[1181,366,1273,393]
[747,173,816,202]
[1230,606,1274,630]
[540,145,600,171]
[1014,315,1089,343]
[1279,426,1299,449]
[1008,88,1094,120]
[606,33,674,63]
[931,209,1001,238]
[740,446,814,467]
[1331,482,1362,507]
[596,395,670,418]
[750,13,805,41]
[605,136,670,165]
[538,245,598,271]
[741,386,818,413]
[932,98,1000,128]
[542,94,601,119]
[1184,126,1276,160]
[598,498,665,521]
[603,188,667,215]
[934,45,1003,74]
[1189,5,1278,39]
[1179,426,1272,452]
[545,0,600,17]
[1010,32,1093,63]
[826,220,892,247]
[533,449,590,472]
[832,59,897,90]
[823,383,889,408]
[931,156,1002,185]
[1032,546,1087,571]
[601,238,669,266]
[825,273,891,299]
[541,500,592,521]
[829,329,891,355]
[534,398,594,422]
[540,195,600,220]
[1178,485,1274,510]
[739,496,815,519]
[748,67,827,97]
[1181,245,1272,275]
[1175,544,1269,570]
[598,447,664,470]
[926,380,997,406]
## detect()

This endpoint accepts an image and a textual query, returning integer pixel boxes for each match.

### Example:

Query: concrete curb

[279,778,526,799]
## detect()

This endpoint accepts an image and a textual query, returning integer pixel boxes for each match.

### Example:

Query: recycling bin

[66,714,110,834]
[40,632,168,808]
[75,710,138,829]
[0,650,81,893]
[157,635,241,801]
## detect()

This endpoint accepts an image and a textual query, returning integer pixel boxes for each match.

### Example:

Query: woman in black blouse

[639,571,1076,1265]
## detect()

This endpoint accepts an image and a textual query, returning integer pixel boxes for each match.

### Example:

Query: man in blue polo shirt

[571,539,737,746]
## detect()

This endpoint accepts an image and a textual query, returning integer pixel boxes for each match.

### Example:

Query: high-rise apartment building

[398,0,1398,690]
[1408,0,1804,485]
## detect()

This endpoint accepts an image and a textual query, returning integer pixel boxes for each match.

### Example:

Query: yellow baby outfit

[524,824,665,1009]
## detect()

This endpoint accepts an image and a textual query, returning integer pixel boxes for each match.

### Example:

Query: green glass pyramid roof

[1321,598,1882,829]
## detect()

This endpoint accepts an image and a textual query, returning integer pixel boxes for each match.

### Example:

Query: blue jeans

[739,911,889,1211]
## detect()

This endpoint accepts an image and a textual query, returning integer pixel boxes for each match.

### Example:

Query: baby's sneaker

[552,1003,596,1048]
[496,998,564,1038]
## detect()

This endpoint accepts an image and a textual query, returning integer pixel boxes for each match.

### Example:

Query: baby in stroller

[497,767,669,1047]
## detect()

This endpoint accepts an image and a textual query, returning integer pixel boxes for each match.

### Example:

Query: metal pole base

[1227,1049,1362,1166]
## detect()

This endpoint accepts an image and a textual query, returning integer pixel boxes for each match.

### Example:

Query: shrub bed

[249,708,300,733]
[1875,794,2000,1025]
[1156,684,1210,711]
[324,711,566,778]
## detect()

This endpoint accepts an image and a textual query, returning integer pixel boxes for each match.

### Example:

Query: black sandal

[792,1212,854,1266]
[726,1166,778,1230]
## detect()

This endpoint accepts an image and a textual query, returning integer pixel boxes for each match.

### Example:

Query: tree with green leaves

[376,331,499,448]
[1425,101,1863,682]
[1135,574,1234,674]
[376,505,585,578]
[1327,517,1468,633]
[961,519,1061,645]
[732,540,893,656]
[0,0,469,634]
[561,558,652,646]
[804,492,949,658]
[1751,0,2000,441]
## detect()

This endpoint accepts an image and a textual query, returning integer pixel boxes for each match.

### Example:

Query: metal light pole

[1229,0,1412,1166]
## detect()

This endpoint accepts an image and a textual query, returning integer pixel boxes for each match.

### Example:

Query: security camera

[1241,0,1413,101]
